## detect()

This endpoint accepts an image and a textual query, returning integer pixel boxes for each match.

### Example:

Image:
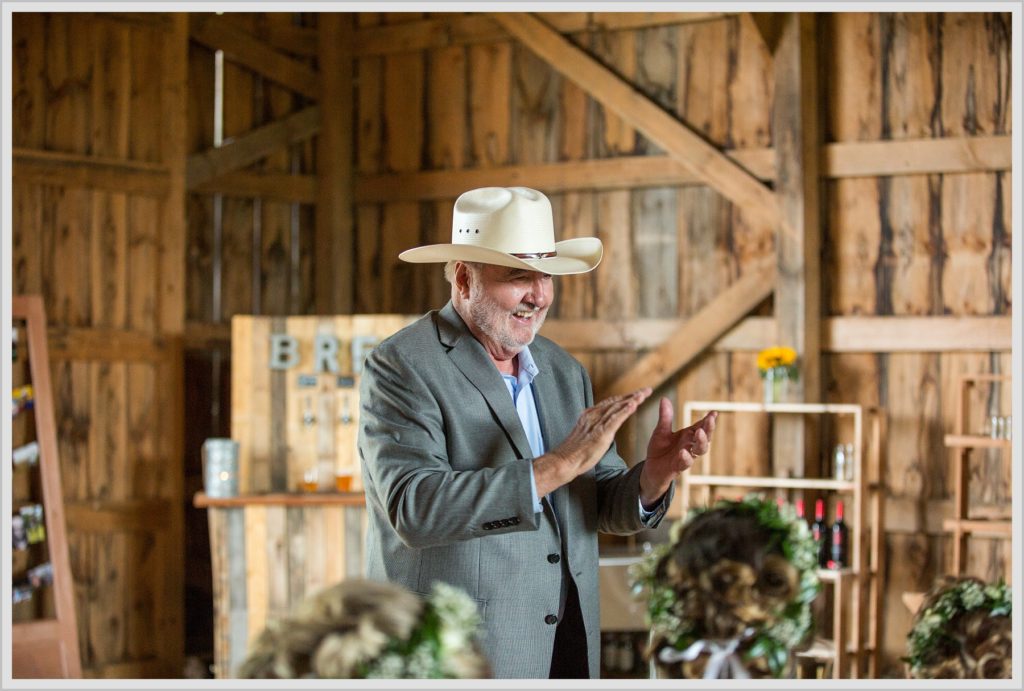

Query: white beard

[468,285,546,353]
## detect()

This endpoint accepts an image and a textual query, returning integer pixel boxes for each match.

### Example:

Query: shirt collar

[505,345,540,389]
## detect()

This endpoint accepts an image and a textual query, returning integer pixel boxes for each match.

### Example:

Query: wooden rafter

[13,147,170,196]
[495,13,780,223]
[349,135,1009,203]
[541,316,1013,353]
[602,260,775,397]
[747,12,785,54]
[189,13,319,99]
[351,12,733,56]
[186,106,319,189]
[191,171,317,203]
[178,315,1013,357]
[19,135,1008,201]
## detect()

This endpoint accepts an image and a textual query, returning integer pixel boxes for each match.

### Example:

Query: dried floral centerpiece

[239,579,488,679]
[905,576,1011,679]
[629,495,820,679]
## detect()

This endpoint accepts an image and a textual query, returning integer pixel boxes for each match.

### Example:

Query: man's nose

[525,277,550,308]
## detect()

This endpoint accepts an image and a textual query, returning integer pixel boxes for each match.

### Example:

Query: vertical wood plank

[244,506,268,649]
[428,45,467,170]
[316,12,355,314]
[12,13,47,149]
[510,44,561,164]
[590,26,636,155]
[468,41,511,168]
[773,13,823,483]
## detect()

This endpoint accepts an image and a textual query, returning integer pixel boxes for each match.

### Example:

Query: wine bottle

[830,500,849,569]
[811,498,829,568]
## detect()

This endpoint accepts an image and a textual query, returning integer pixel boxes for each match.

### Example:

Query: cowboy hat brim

[398,237,602,275]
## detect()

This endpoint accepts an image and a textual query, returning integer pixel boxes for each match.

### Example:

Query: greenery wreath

[904,576,1011,679]
[238,579,487,679]
[629,494,820,678]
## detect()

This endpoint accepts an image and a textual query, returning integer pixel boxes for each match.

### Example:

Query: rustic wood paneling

[12,12,186,677]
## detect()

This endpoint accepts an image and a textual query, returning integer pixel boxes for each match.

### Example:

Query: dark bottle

[830,500,849,569]
[811,498,829,568]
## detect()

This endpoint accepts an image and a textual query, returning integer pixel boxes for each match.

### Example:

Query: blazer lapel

[436,302,532,460]
[530,343,578,534]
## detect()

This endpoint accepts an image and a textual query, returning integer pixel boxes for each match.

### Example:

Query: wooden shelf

[817,568,855,582]
[193,491,366,508]
[687,475,856,491]
[943,434,1011,449]
[942,518,1011,536]
[685,400,863,415]
[945,374,1012,583]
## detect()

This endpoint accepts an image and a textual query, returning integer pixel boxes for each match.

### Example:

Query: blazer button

[547,553,560,564]
[545,614,558,625]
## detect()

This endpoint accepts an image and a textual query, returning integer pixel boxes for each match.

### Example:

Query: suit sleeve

[580,363,675,535]
[358,341,539,549]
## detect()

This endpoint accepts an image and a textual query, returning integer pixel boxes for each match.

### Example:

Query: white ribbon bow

[658,628,755,679]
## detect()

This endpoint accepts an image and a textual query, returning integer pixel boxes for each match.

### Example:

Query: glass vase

[763,369,787,405]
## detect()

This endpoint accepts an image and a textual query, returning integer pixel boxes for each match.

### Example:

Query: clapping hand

[639,398,717,506]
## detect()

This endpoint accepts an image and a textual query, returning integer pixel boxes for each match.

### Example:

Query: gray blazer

[359,302,671,678]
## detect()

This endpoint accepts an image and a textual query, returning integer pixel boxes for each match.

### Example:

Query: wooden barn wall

[183,11,319,670]
[11,13,187,678]
[346,11,1012,677]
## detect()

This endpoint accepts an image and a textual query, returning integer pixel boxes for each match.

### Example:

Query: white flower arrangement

[238,579,488,679]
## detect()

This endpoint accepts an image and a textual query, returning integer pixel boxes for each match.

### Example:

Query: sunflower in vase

[757,347,798,404]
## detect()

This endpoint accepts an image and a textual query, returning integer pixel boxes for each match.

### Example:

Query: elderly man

[359,187,717,679]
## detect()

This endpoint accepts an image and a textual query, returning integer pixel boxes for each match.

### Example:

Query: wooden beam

[186,106,319,189]
[356,150,775,201]
[493,12,780,225]
[64,499,174,532]
[189,13,319,99]
[352,135,1010,202]
[183,321,232,351]
[265,22,318,57]
[91,12,173,29]
[772,12,822,476]
[46,327,171,362]
[747,12,785,53]
[824,136,1011,177]
[602,260,775,397]
[13,147,170,196]
[191,171,317,203]
[541,315,1012,352]
[160,13,188,338]
[826,316,1011,352]
[316,13,355,314]
[353,12,733,56]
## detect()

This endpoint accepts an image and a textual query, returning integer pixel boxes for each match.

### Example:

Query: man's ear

[453,261,472,300]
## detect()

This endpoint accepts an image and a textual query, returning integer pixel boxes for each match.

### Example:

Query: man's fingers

[654,397,674,434]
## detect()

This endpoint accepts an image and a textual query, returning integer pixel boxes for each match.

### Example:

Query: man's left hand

[638,398,717,508]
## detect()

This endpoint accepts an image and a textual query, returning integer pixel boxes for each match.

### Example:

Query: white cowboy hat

[398,186,603,275]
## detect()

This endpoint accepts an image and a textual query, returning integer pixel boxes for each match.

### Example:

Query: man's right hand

[532,388,652,498]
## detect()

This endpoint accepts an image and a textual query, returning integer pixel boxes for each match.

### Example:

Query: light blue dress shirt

[501,346,657,520]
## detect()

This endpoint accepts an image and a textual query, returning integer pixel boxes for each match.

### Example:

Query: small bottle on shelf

[795,498,806,520]
[829,500,849,569]
[832,444,846,481]
[811,498,829,568]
